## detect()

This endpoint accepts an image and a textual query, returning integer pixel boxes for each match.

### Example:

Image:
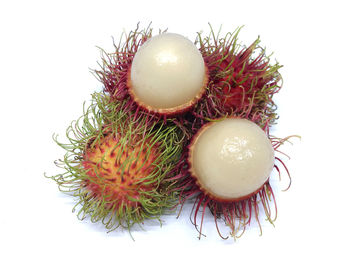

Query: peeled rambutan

[172,117,296,239]
[94,24,208,120]
[127,33,208,115]
[49,93,184,232]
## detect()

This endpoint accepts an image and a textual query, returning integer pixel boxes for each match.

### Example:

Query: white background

[1,0,349,262]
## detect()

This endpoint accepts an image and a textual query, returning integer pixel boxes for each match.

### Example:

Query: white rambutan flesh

[128,33,207,114]
[189,118,275,201]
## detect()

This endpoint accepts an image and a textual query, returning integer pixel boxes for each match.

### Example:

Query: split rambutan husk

[169,120,298,240]
[48,92,184,233]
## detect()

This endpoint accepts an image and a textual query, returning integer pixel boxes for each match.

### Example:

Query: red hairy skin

[187,29,282,135]
[216,42,280,113]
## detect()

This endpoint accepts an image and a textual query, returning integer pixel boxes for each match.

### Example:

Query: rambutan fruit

[172,117,295,239]
[94,24,208,120]
[189,118,274,202]
[186,26,283,133]
[49,93,184,232]
[51,24,295,240]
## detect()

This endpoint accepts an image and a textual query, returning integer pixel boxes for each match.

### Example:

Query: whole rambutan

[49,93,184,232]
[184,26,283,135]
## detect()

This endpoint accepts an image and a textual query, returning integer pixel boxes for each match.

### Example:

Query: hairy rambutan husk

[48,92,184,234]
[179,26,283,137]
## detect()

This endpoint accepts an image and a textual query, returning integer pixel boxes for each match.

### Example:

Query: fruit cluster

[49,24,293,239]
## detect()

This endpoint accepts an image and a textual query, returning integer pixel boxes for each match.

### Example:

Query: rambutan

[48,24,297,240]
[185,26,282,134]
[94,24,208,120]
[127,33,208,115]
[171,117,296,239]
[49,93,184,232]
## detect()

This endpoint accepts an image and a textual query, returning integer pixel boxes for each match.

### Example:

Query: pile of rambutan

[48,24,296,240]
